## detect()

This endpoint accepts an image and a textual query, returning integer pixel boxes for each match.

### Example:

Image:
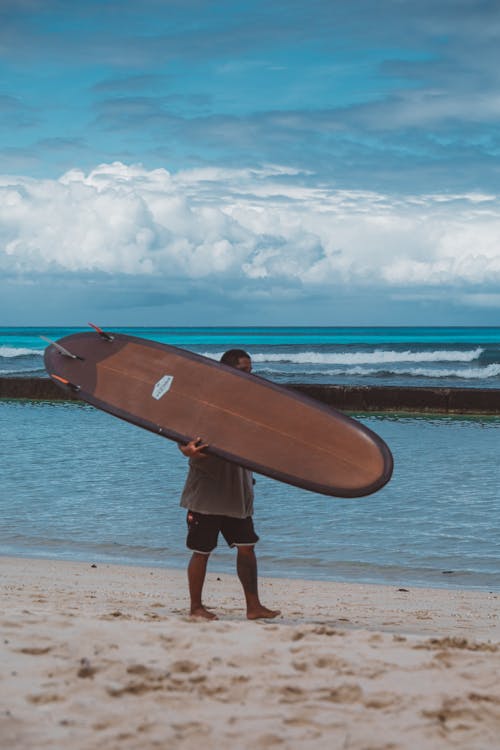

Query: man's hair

[220,349,251,368]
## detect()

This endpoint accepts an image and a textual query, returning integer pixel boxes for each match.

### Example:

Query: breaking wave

[201,348,484,366]
[250,348,484,365]
[327,364,500,380]
[258,364,500,380]
[0,347,44,359]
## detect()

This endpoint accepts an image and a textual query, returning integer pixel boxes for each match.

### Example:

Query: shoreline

[2,555,500,749]
[2,554,500,636]
[2,549,498,595]
[2,376,500,413]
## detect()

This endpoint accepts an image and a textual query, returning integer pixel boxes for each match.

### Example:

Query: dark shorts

[186,510,259,554]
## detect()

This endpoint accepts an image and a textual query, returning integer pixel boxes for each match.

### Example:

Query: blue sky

[1,0,499,325]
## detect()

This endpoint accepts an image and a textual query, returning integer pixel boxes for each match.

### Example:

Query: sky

[1,0,499,326]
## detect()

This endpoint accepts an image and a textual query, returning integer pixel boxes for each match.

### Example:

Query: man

[179,349,280,621]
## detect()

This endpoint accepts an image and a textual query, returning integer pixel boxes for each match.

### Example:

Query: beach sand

[1,556,499,750]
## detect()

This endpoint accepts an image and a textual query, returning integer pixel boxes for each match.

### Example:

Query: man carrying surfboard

[179,349,281,621]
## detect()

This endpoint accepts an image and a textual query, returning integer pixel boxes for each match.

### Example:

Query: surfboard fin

[40,336,85,360]
[50,374,81,392]
[88,322,115,341]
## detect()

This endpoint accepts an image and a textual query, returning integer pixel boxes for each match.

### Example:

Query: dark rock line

[2,377,500,414]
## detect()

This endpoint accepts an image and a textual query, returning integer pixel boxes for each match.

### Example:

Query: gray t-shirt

[180,454,254,518]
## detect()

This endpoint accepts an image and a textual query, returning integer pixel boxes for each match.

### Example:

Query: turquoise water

[1,400,499,591]
[2,326,500,388]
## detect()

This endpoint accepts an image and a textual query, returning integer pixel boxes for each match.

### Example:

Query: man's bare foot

[247,606,281,620]
[190,606,218,620]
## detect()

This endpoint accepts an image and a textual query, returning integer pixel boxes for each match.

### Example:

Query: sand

[1,556,499,750]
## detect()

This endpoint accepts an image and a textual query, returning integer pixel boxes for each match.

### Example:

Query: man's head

[220,349,252,373]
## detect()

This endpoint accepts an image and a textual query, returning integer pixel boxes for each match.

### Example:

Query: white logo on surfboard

[152,375,174,400]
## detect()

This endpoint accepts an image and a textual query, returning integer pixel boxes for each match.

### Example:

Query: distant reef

[1,377,499,414]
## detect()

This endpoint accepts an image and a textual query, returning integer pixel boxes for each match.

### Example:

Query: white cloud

[1,162,500,299]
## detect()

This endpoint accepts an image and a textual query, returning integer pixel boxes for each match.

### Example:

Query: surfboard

[44,329,393,498]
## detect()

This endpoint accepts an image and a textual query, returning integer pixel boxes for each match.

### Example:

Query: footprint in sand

[317,683,364,704]
[279,684,306,703]
[106,681,162,697]
[255,733,285,748]
[100,611,131,620]
[363,691,400,709]
[77,657,97,678]
[169,659,199,673]
[17,646,52,655]
[27,692,63,704]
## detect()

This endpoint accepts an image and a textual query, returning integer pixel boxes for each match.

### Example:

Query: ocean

[1,326,499,591]
[2,325,500,388]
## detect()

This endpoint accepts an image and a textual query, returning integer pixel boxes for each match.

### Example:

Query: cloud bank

[1,163,499,305]
[3,0,500,195]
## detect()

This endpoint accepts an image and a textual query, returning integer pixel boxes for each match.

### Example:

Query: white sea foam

[260,364,500,380]
[0,368,46,376]
[379,364,500,379]
[0,347,44,358]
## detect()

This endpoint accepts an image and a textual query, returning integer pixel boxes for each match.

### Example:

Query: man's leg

[187,551,217,619]
[236,545,280,620]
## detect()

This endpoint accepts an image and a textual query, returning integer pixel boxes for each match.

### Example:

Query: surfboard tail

[50,373,81,393]
[40,335,84,360]
[88,322,115,341]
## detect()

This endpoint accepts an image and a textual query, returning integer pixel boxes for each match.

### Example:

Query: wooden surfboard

[44,330,393,498]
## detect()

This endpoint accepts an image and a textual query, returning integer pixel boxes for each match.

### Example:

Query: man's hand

[178,437,209,459]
